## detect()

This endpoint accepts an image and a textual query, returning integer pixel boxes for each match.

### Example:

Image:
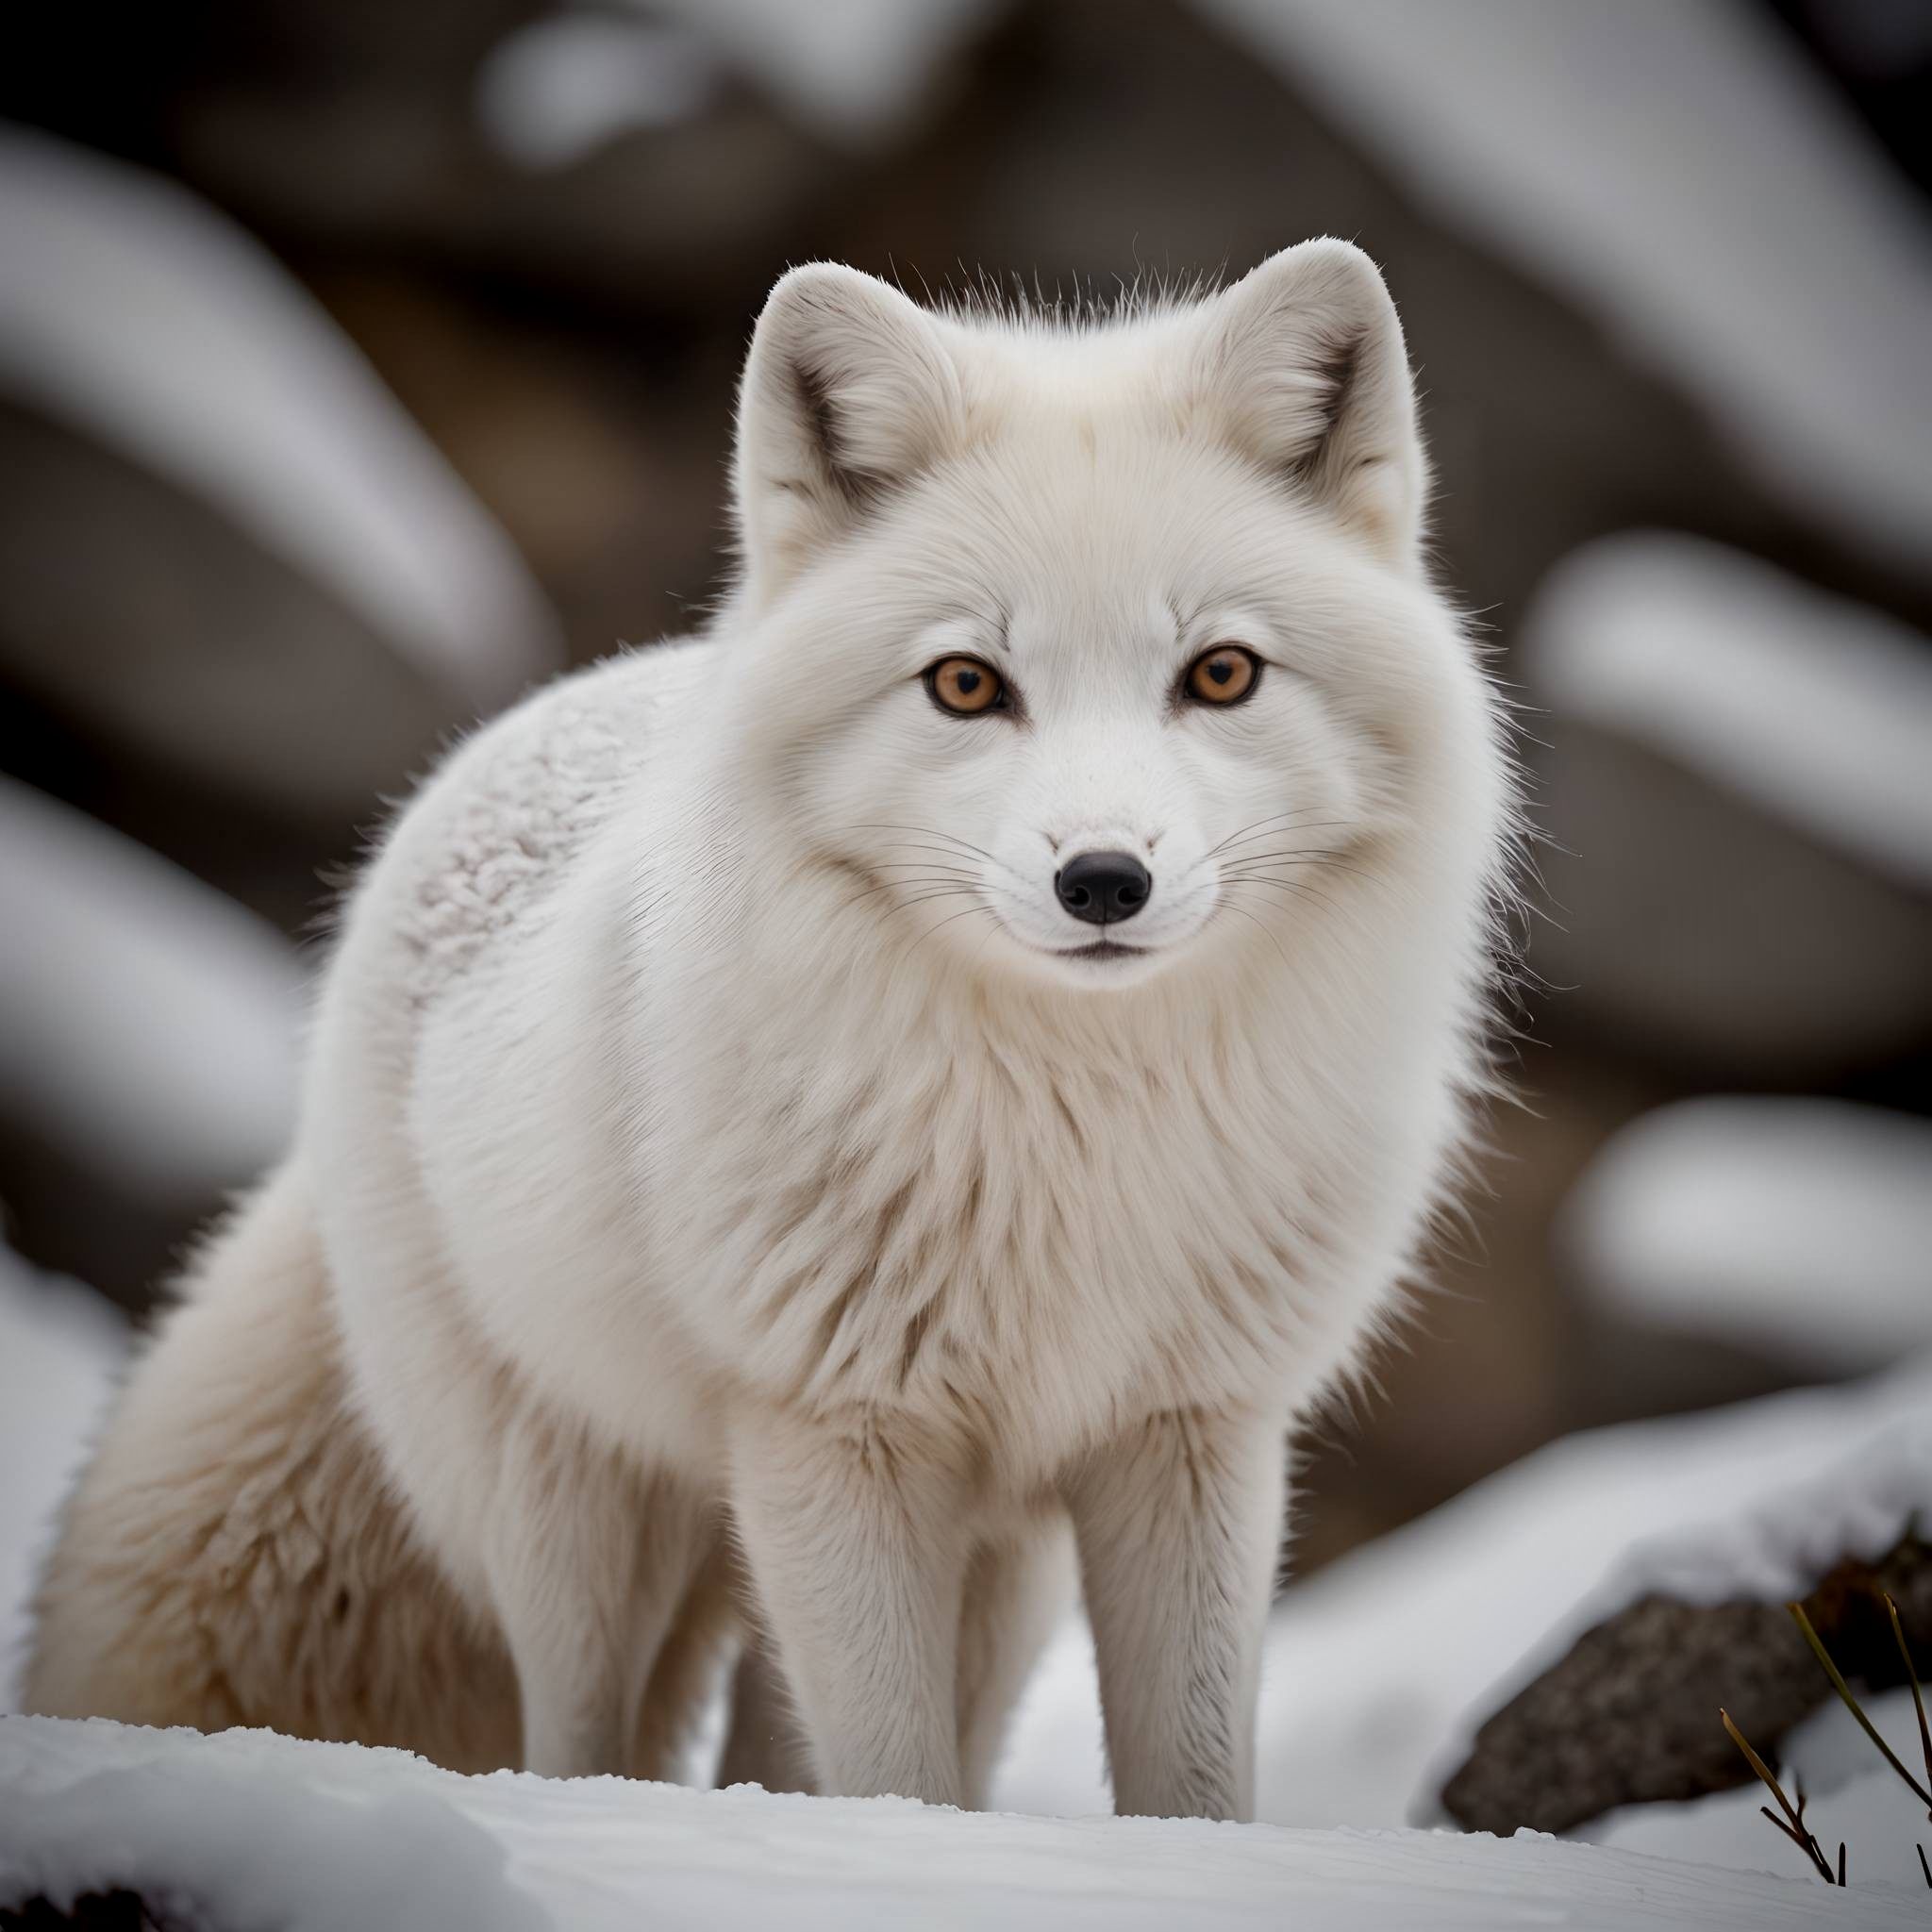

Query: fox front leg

[485,1407,709,1778]
[1066,1407,1287,1821]
[731,1410,972,1806]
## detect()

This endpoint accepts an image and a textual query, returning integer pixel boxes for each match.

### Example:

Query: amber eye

[1184,644,1259,706]
[925,656,1006,716]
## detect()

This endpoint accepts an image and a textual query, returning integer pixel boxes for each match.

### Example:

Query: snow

[475,16,720,171]
[1,1724,545,1932]
[4,1716,1923,1929]
[1591,1690,1932,1891]
[1584,1401,1930,1616]
[0,125,558,709]
[0,775,303,1206]
[623,0,1002,143]
[7,1216,1929,1912]
[1198,0,1932,579]
[998,1357,1932,1837]
[1522,535,1932,889]
[1566,1096,1932,1374]
[0,1246,127,1705]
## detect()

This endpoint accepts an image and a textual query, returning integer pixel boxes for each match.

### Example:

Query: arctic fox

[27,242,1513,1821]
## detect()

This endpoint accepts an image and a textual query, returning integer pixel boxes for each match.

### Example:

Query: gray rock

[1441,1538,1932,1837]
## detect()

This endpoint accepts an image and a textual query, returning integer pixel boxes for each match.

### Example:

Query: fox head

[713,242,1507,998]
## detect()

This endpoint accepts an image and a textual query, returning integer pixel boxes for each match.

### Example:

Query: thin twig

[1882,1592,1932,1813]
[1789,1602,1932,1807]
[1722,1707,1838,1883]
[1757,1804,1818,1858]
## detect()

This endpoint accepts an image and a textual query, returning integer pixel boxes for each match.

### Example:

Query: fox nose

[1056,851,1152,925]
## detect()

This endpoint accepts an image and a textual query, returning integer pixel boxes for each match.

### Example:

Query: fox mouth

[1049,940,1146,963]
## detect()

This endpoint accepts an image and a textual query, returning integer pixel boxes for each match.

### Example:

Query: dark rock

[1440,1537,1932,1836]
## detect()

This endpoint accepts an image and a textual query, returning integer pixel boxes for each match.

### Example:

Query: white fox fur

[27,242,1515,1821]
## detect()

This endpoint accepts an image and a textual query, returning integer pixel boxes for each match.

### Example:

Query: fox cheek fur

[25,242,1516,1824]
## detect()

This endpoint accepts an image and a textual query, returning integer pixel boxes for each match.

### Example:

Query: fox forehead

[874,432,1322,620]
[951,337,1200,440]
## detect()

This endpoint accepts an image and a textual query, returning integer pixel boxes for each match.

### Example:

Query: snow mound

[0,125,558,708]
[1592,1400,1929,1615]
[1199,0,1932,577]
[1412,1358,1932,1830]
[3,1741,544,1932]
[4,1716,1921,1930]
[1568,1097,1932,1374]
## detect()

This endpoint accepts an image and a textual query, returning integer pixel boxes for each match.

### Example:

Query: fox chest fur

[663,987,1374,1472]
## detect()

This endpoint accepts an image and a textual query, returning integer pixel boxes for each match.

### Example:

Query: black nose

[1055,851,1153,925]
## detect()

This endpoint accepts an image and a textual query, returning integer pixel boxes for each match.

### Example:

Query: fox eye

[925,656,1006,716]
[1184,644,1260,706]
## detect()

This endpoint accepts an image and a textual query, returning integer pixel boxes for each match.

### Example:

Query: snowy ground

[4,1716,1924,1931]
[1000,1357,1932,1851]
[5,1248,1927,1917]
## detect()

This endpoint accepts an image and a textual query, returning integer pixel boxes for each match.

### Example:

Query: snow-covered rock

[1567,1097,1932,1375]
[0,126,559,812]
[1,1721,543,1932]
[1415,1357,1930,1780]
[1527,536,1932,892]
[1519,534,1932,1074]
[3,1715,1922,1929]
[1428,1368,1932,1874]
[1198,0,1932,579]
[1574,1398,1929,1621]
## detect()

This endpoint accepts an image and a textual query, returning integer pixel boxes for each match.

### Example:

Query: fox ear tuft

[1197,241,1424,568]
[733,264,964,604]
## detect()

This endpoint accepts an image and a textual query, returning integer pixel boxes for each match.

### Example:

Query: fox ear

[1196,241,1424,568]
[733,263,965,603]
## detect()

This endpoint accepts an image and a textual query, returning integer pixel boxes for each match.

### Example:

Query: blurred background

[2,0,1928,1597]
